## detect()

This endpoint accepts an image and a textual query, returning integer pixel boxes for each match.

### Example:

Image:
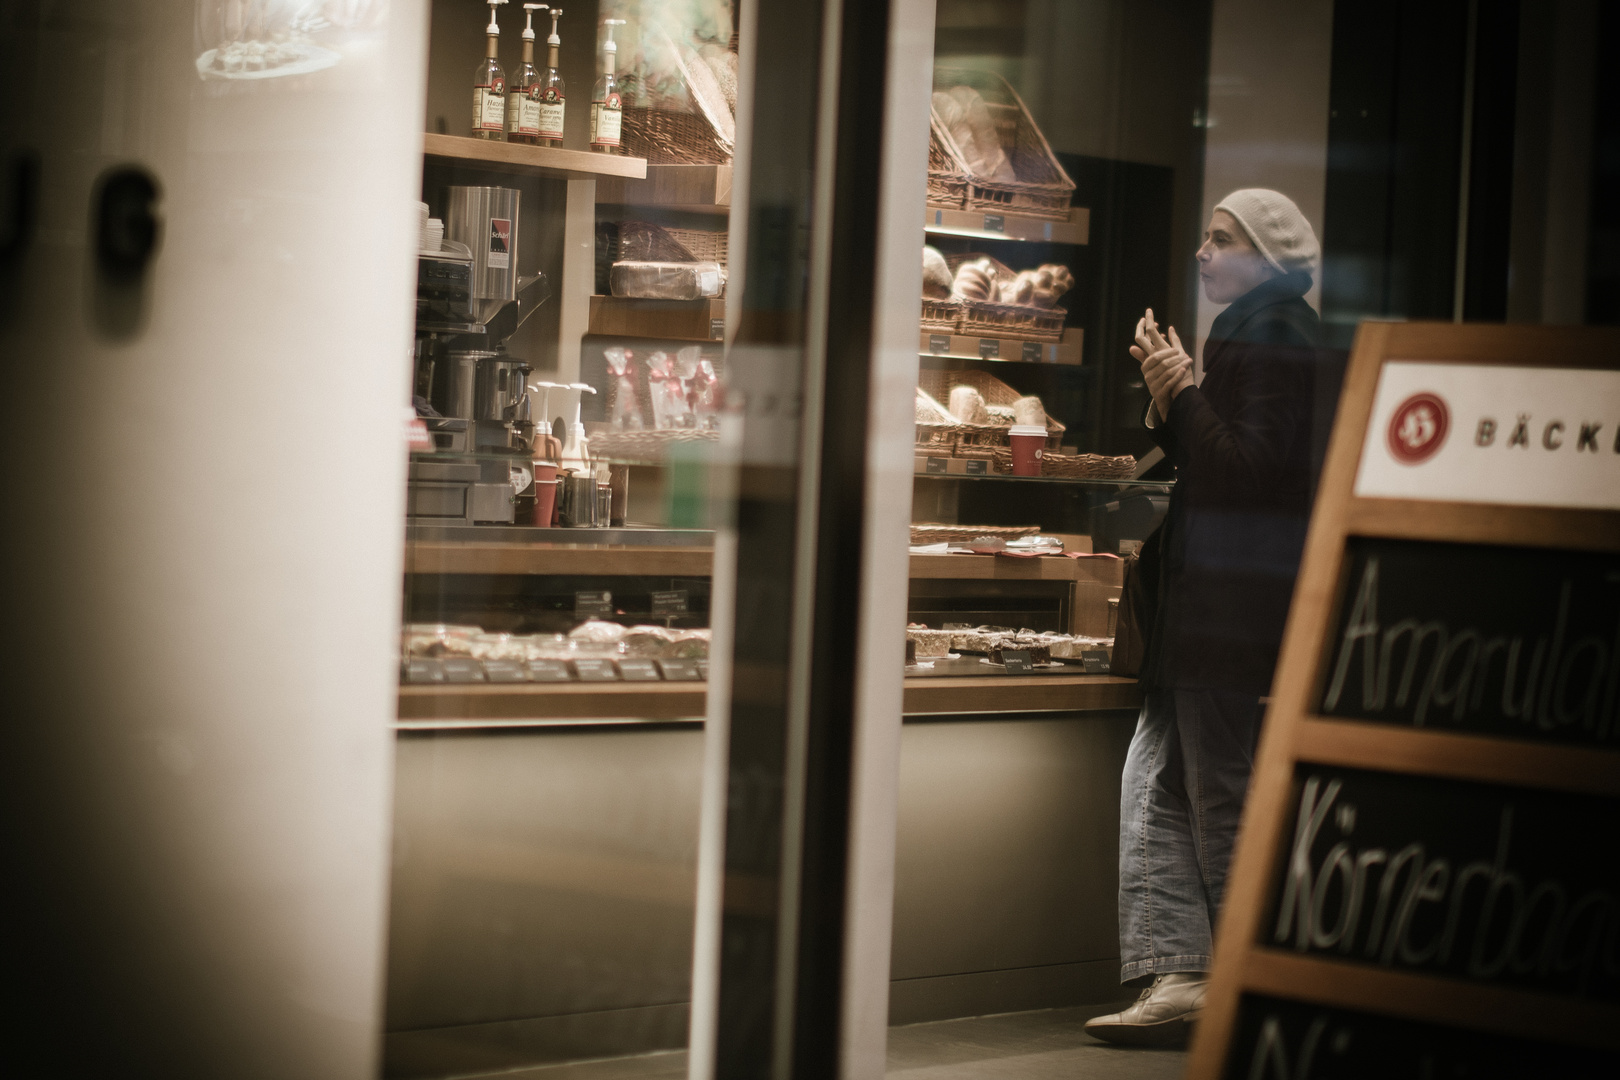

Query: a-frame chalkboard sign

[1187,323,1620,1078]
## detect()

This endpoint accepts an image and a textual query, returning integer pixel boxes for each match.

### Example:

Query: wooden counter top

[397,672,1140,726]
[405,542,1123,585]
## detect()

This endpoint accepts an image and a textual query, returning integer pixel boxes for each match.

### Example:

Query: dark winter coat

[1138,271,1323,697]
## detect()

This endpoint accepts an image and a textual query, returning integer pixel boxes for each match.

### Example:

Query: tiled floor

[476,1004,1187,1080]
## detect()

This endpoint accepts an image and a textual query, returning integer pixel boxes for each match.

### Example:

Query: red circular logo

[1386,392,1450,464]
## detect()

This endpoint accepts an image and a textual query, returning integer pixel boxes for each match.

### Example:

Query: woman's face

[1196,209,1276,304]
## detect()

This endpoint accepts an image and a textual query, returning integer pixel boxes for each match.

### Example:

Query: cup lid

[1008,425,1048,436]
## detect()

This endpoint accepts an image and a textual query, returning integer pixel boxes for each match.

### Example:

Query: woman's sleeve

[1160,327,1312,500]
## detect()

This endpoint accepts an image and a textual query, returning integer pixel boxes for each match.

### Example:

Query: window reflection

[194,0,389,80]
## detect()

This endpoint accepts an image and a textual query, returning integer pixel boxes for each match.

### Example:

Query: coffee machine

[408,186,551,526]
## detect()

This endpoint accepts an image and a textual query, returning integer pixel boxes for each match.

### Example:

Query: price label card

[924,456,948,475]
[572,658,620,681]
[928,334,951,354]
[710,317,726,340]
[963,458,988,475]
[618,659,662,681]
[442,657,486,683]
[527,659,573,682]
[1022,340,1043,362]
[659,659,701,681]
[575,590,614,617]
[482,659,528,683]
[696,661,710,681]
[1000,649,1033,673]
[651,589,689,616]
[405,658,446,684]
[983,213,1005,233]
[1080,650,1111,674]
[978,338,1001,358]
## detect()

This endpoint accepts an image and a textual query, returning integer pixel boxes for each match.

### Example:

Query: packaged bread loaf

[948,386,989,425]
[1012,395,1046,426]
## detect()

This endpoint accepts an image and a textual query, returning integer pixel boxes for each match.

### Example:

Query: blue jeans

[1117,688,1262,982]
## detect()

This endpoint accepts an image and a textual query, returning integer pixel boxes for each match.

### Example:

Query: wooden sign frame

[1186,322,1620,1076]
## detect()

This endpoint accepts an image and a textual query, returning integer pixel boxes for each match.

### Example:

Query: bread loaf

[922,245,953,299]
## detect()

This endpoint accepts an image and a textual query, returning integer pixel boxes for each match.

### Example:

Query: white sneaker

[1083,972,1207,1047]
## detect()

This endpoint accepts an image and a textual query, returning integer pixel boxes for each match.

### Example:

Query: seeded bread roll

[1030,264,1074,308]
[951,262,994,301]
[1000,273,1035,306]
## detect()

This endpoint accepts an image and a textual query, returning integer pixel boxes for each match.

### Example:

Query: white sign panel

[1354,362,1620,510]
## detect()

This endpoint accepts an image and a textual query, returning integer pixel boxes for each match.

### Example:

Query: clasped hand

[1131,308,1194,421]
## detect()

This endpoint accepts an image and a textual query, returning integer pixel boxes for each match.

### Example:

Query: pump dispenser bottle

[536,7,567,147]
[472,0,509,141]
[590,18,626,154]
[506,4,545,143]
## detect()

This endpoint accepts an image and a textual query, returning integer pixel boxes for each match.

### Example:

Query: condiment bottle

[590,18,626,154]
[472,0,509,141]
[506,3,546,144]
[537,7,567,147]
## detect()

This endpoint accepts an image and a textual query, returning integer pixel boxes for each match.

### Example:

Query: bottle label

[518,98,544,136]
[591,94,623,148]
[475,85,505,132]
[538,89,565,139]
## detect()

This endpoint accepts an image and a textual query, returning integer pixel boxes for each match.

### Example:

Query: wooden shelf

[588,295,726,341]
[596,164,733,211]
[397,672,1140,724]
[919,328,1082,365]
[925,205,1089,245]
[400,682,705,722]
[405,541,714,578]
[908,552,1123,584]
[423,133,648,181]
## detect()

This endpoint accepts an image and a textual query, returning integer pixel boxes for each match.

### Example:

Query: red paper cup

[532,479,559,527]
[532,462,558,484]
[1008,425,1047,476]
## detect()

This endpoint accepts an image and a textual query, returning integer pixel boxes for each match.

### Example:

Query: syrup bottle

[590,18,626,154]
[537,7,567,147]
[471,0,509,141]
[506,3,545,143]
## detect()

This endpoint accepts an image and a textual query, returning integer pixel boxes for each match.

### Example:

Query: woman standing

[1085,189,1323,1047]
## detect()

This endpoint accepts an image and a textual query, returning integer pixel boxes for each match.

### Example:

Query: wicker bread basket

[588,427,719,464]
[928,69,1076,220]
[946,252,1067,342]
[920,297,962,333]
[910,523,1042,545]
[916,368,1065,451]
[617,221,728,271]
[990,448,1137,480]
[619,40,737,165]
[914,387,962,451]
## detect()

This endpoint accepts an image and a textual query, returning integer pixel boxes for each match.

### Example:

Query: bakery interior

[2,0,1615,1077]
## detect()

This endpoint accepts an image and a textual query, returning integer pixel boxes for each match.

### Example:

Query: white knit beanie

[1213,189,1320,277]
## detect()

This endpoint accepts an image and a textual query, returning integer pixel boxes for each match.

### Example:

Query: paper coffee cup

[1008,425,1047,476]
